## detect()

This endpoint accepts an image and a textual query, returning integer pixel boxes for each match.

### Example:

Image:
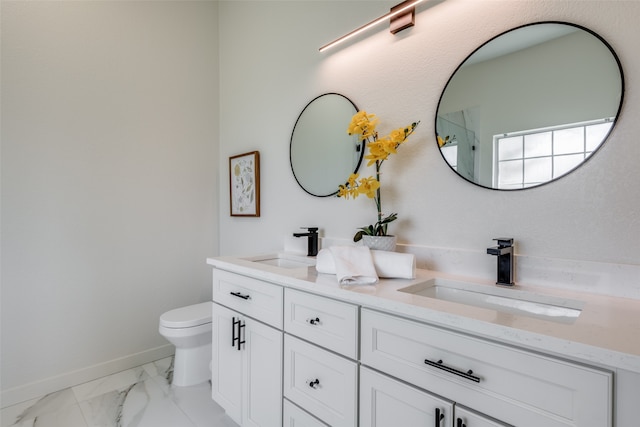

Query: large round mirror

[436,22,624,190]
[290,93,363,197]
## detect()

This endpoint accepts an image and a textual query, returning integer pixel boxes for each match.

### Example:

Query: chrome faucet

[293,227,319,257]
[486,238,514,286]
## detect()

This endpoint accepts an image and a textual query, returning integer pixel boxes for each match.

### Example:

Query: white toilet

[159,301,213,387]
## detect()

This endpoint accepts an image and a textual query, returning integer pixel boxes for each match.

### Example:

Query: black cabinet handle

[237,320,245,351]
[230,291,251,300]
[231,316,245,351]
[435,408,444,426]
[424,359,481,383]
[307,378,320,389]
[457,418,466,427]
[232,316,239,347]
[307,317,320,325]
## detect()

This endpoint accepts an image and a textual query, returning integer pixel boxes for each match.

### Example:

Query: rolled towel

[329,246,378,285]
[316,248,416,279]
[371,250,416,279]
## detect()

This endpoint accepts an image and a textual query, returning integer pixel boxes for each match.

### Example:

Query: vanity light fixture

[319,0,425,52]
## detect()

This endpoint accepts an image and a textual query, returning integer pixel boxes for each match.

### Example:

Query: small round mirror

[290,93,364,197]
[436,22,624,190]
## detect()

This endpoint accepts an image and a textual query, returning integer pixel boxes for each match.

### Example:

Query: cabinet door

[244,316,283,427]
[212,303,283,427]
[455,406,512,427]
[212,303,243,425]
[360,366,453,427]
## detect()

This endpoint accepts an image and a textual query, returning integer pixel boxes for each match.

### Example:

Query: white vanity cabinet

[207,259,634,427]
[211,269,283,427]
[361,308,613,427]
[283,289,359,427]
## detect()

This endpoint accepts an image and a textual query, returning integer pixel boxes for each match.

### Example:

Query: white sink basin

[243,253,316,269]
[398,278,584,323]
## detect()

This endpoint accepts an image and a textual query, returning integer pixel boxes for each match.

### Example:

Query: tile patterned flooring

[1,357,239,427]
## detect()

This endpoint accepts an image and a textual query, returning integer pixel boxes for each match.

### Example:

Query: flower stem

[375,160,382,235]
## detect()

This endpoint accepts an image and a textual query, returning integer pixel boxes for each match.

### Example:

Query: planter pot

[362,235,397,252]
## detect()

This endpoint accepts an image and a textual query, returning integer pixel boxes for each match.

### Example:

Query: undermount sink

[243,253,316,269]
[398,278,584,324]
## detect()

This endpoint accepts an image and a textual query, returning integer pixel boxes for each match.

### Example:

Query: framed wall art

[229,151,260,217]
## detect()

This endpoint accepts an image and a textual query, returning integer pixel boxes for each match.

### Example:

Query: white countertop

[207,255,640,374]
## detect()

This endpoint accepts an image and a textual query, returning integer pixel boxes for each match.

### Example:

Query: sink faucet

[486,238,514,286]
[293,227,319,257]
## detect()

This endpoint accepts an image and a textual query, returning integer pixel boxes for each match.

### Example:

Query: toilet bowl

[159,301,212,387]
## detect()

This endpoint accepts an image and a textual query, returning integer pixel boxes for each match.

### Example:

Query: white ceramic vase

[362,235,397,252]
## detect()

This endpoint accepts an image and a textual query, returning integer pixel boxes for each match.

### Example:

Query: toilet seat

[160,302,212,329]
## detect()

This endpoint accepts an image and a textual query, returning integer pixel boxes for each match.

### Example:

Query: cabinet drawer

[284,289,358,358]
[283,399,328,427]
[361,309,612,427]
[212,269,283,328]
[284,335,357,427]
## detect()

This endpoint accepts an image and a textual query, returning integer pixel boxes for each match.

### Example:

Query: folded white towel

[316,248,416,279]
[315,248,336,274]
[329,246,378,285]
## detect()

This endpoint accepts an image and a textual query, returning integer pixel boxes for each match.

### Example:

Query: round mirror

[290,93,364,197]
[436,22,624,190]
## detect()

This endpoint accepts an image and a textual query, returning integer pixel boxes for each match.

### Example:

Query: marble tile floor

[1,357,239,427]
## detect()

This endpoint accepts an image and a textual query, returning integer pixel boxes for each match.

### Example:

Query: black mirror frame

[434,21,625,191]
[290,93,364,197]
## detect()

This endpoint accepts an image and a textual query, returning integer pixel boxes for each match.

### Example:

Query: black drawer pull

[230,291,251,300]
[424,359,481,383]
[307,317,320,325]
[435,408,445,426]
[456,418,466,427]
[307,378,320,389]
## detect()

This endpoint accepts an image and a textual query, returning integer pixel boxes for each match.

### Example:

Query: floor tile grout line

[70,387,90,427]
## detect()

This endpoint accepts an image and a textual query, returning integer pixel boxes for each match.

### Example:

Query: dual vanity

[207,253,640,427]
[213,17,634,427]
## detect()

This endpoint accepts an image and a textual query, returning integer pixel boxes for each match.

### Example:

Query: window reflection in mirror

[290,93,363,197]
[435,22,624,190]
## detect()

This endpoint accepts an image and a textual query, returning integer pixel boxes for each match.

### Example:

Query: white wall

[218,0,640,270]
[1,1,219,403]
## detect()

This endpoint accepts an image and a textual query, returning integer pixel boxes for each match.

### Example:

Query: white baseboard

[1,344,174,409]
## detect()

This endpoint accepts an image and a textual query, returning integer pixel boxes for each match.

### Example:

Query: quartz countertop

[207,255,640,374]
